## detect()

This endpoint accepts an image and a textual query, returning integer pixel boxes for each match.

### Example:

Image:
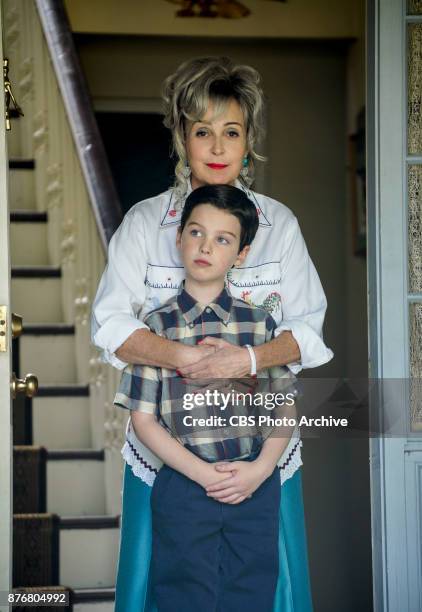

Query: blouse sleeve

[276,215,334,374]
[91,208,149,370]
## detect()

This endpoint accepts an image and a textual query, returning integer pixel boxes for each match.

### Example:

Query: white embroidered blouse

[91,180,334,486]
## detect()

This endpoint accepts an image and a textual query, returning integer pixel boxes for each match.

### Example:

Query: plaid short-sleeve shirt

[114,282,296,463]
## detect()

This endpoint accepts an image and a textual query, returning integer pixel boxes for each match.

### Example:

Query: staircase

[3,0,127,604]
[10,156,118,608]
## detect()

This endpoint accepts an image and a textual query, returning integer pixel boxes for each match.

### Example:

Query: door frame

[0,0,417,604]
[367,1,415,611]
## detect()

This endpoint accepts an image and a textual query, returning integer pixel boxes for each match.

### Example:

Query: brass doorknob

[12,313,23,339]
[11,372,38,399]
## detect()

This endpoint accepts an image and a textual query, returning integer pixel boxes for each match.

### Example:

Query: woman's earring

[240,156,249,178]
[182,161,191,179]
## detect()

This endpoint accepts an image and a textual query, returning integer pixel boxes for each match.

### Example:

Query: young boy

[114,184,296,612]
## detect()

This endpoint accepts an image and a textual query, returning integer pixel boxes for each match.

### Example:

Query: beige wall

[75,24,371,611]
[65,0,360,39]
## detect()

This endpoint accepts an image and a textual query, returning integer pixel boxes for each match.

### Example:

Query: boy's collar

[177,281,232,326]
[160,179,271,228]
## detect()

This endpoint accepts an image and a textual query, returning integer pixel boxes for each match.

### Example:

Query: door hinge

[3,58,24,131]
[0,306,6,352]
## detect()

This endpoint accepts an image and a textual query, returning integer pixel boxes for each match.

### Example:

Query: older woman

[92,56,333,612]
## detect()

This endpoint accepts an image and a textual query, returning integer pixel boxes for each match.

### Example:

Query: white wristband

[244,344,257,376]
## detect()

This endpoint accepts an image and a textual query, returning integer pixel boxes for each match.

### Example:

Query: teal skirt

[115,465,313,611]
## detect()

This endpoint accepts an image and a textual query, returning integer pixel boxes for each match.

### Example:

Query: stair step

[10,220,49,266]
[9,158,35,169]
[47,450,106,517]
[74,601,114,611]
[10,210,48,222]
[12,274,63,323]
[37,384,90,396]
[33,394,91,449]
[20,331,76,385]
[60,516,119,589]
[60,516,119,529]
[12,266,61,277]
[72,587,115,612]
[48,450,104,460]
[12,394,31,445]
[13,448,105,515]
[9,164,37,211]
[13,513,60,587]
[12,514,119,590]
[23,324,75,335]
[13,446,47,513]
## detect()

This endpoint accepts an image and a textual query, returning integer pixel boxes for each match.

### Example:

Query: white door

[368,1,422,610]
[0,3,13,592]
[0,3,38,593]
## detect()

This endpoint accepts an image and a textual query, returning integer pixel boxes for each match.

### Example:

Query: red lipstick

[206,163,228,169]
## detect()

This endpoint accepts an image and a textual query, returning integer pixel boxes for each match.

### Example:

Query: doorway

[96,111,175,216]
[74,32,371,611]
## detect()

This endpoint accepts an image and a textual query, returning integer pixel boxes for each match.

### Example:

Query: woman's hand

[205,461,269,504]
[176,342,217,369]
[178,337,251,378]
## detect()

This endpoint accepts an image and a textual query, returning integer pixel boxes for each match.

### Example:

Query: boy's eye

[217,236,230,245]
[190,229,202,237]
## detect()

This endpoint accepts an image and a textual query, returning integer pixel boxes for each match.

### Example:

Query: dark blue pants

[151,465,281,612]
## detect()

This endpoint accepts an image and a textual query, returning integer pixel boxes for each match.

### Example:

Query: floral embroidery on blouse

[240,290,282,314]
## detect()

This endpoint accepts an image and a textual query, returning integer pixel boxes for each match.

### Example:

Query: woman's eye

[195,129,208,137]
[227,130,239,138]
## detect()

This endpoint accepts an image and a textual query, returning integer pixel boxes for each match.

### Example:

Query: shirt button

[205,307,211,313]
[189,323,194,328]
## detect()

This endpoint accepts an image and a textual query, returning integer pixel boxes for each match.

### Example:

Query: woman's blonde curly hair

[162,56,266,205]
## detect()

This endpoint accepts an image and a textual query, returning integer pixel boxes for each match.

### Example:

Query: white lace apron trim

[122,418,303,487]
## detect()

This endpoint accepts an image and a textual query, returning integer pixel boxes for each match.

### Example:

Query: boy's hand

[205,461,270,504]
[194,462,236,490]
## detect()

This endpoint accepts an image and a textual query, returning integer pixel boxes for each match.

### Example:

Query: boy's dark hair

[180,184,259,252]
